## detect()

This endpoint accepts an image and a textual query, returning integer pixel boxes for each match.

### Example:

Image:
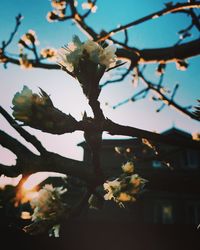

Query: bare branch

[113,88,149,109]
[0,130,32,157]
[156,103,166,113]
[68,0,98,40]
[31,43,39,62]
[171,83,179,101]
[187,9,200,31]
[96,2,200,41]
[2,38,200,73]
[104,119,200,150]
[0,106,47,154]
[138,72,198,121]
[100,62,134,87]
[124,29,128,45]
[81,0,98,19]
[2,55,60,69]
[138,39,200,63]
[0,164,20,177]
[1,14,22,52]
[29,151,95,184]
[101,39,200,68]
[0,129,96,183]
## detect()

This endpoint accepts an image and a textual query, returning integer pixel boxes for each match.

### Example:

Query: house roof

[161,127,192,139]
[78,127,193,148]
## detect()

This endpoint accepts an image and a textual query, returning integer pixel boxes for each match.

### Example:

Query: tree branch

[40,151,92,181]
[69,0,98,40]
[1,14,22,52]
[138,72,198,121]
[0,130,32,157]
[0,164,20,177]
[96,2,200,41]
[82,0,98,19]
[103,119,200,150]
[113,87,149,109]
[100,62,134,87]
[0,129,96,183]
[0,106,47,154]
[138,39,200,63]
[2,38,200,72]
[2,55,60,69]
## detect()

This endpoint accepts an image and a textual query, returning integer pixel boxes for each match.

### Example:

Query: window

[152,160,162,168]
[154,202,174,224]
[162,205,173,224]
[183,150,199,169]
[186,202,200,225]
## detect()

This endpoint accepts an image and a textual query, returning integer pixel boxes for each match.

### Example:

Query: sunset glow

[22,172,66,191]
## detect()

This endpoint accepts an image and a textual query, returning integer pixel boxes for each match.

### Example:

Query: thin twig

[82,0,98,19]
[138,72,198,121]
[1,14,22,52]
[100,62,134,87]
[96,2,200,42]
[3,38,200,71]
[124,29,128,45]
[113,87,149,109]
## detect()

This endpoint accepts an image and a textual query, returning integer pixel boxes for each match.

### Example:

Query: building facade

[79,127,200,225]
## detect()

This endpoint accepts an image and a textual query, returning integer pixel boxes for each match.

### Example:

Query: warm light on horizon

[22,172,66,191]
[0,172,67,191]
[17,172,66,204]
[0,172,67,206]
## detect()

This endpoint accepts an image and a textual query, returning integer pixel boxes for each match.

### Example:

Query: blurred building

[78,127,200,226]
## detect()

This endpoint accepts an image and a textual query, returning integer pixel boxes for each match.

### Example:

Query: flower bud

[121,161,134,173]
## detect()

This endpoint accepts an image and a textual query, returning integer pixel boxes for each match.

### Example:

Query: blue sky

[0,0,200,164]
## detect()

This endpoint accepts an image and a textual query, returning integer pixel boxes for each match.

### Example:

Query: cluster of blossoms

[51,0,66,10]
[29,184,67,237]
[175,59,188,71]
[17,30,39,69]
[12,85,77,133]
[18,29,39,47]
[58,35,117,73]
[46,0,67,22]
[103,162,147,206]
[82,1,98,13]
[12,85,50,124]
[40,48,57,61]
[46,1,97,22]
[57,35,117,98]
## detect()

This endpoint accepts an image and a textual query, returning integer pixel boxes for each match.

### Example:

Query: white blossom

[98,44,117,68]
[103,179,121,201]
[19,29,39,46]
[121,161,134,173]
[30,184,67,225]
[12,86,49,123]
[103,163,147,205]
[51,0,66,10]
[82,2,97,13]
[49,224,61,238]
[40,48,57,61]
[57,35,117,73]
